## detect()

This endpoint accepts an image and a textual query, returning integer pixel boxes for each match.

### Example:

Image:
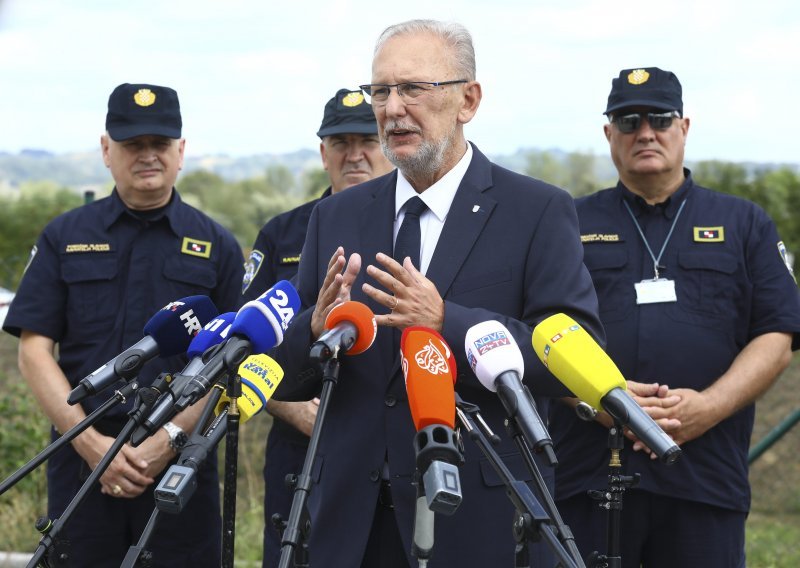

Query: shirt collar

[394,142,474,221]
[102,187,183,233]
[619,167,694,219]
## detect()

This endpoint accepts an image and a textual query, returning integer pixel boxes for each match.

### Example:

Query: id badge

[635,278,677,304]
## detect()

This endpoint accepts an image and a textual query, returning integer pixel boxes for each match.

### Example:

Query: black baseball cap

[105,83,182,141]
[604,67,683,116]
[316,88,378,138]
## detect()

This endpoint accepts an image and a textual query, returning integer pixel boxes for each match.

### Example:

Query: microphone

[532,313,681,465]
[213,353,284,421]
[67,296,218,405]
[154,355,283,514]
[174,280,300,411]
[129,312,236,447]
[464,320,558,467]
[401,326,463,564]
[309,301,377,362]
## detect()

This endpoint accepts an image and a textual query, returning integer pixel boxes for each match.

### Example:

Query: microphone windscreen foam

[401,326,457,430]
[186,312,236,359]
[531,313,626,410]
[233,280,301,353]
[324,301,377,355]
[464,320,524,392]
[144,295,219,357]
[215,353,285,423]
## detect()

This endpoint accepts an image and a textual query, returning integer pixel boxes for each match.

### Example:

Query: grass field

[1,332,798,565]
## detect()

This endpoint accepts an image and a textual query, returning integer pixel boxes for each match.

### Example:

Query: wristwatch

[162,421,187,451]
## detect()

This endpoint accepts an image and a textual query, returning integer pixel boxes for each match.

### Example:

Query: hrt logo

[472,330,510,355]
[163,300,186,312]
[180,309,203,336]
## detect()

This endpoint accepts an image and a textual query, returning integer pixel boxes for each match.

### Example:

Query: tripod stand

[585,418,639,568]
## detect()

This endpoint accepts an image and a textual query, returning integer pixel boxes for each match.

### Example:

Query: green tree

[0,182,82,289]
[177,167,304,248]
[694,161,800,260]
[525,150,603,197]
[301,166,330,199]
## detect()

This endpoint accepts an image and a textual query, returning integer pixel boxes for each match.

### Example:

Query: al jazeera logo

[134,88,156,107]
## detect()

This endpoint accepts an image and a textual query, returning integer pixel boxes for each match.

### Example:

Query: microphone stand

[502,416,586,568]
[120,387,224,568]
[454,395,578,568]
[277,354,340,568]
[586,418,639,568]
[0,381,139,498]
[27,382,162,568]
[221,373,242,568]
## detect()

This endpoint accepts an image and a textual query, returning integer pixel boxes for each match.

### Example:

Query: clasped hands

[599,381,719,459]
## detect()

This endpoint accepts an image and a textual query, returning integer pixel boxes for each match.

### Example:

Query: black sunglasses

[611,111,680,134]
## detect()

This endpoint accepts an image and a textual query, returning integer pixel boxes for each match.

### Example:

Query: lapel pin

[472,205,480,213]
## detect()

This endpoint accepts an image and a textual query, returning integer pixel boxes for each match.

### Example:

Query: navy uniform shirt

[241,187,331,303]
[3,189,245,418]
[551,170,800,513]
[240,188,330,441]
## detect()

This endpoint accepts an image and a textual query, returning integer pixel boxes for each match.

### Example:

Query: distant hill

[0,148,320,191]
[1,147,797,194]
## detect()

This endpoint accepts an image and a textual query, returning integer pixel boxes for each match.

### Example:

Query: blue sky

[1,0,798,163]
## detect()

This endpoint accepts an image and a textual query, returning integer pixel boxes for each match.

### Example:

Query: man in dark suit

[273,19,603,567]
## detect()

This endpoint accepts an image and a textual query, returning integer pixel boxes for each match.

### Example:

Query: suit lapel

[427,147,496,298]
[356,173,398,380]
[356,172,396,310]
[387,147,497,381]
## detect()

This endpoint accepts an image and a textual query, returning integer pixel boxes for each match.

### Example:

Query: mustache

[383,121,422,135]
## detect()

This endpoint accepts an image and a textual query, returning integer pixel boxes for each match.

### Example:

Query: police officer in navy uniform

[241,88,393,567]
[3,83,244,567]
[550,67,800,567]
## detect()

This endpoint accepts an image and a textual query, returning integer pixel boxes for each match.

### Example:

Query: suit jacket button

[384,395,397,407]
[369,470,380,482]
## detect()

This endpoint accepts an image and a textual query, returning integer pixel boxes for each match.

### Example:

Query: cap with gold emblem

[316,88,378,138]
[105,83,182,141]
[604,67,683,116]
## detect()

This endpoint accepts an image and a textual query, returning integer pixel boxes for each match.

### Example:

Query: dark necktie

[393,196,428,268]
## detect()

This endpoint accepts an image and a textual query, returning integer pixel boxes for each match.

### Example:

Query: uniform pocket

[583,247,633,322]
[666,250,740,327]
[62,256,118,327]
[162,257,218,299]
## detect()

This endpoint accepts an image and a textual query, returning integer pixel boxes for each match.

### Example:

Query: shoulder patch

[181,237,212,259]
[693,227,724,242]
[23,244,38,275]
[581,233,621,243]
[778,241,796,281]
[242,249,265,294]
[65,243,112,253]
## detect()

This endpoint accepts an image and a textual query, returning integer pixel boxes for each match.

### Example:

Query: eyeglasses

[611,111,681,134]
[359,80,468,105]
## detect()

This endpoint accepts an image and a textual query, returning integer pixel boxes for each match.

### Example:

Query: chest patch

[181,237,212,258]
[280,254,301,265]
[581,233,621,243]
[65,243,112,253]
[693,226,724,242]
